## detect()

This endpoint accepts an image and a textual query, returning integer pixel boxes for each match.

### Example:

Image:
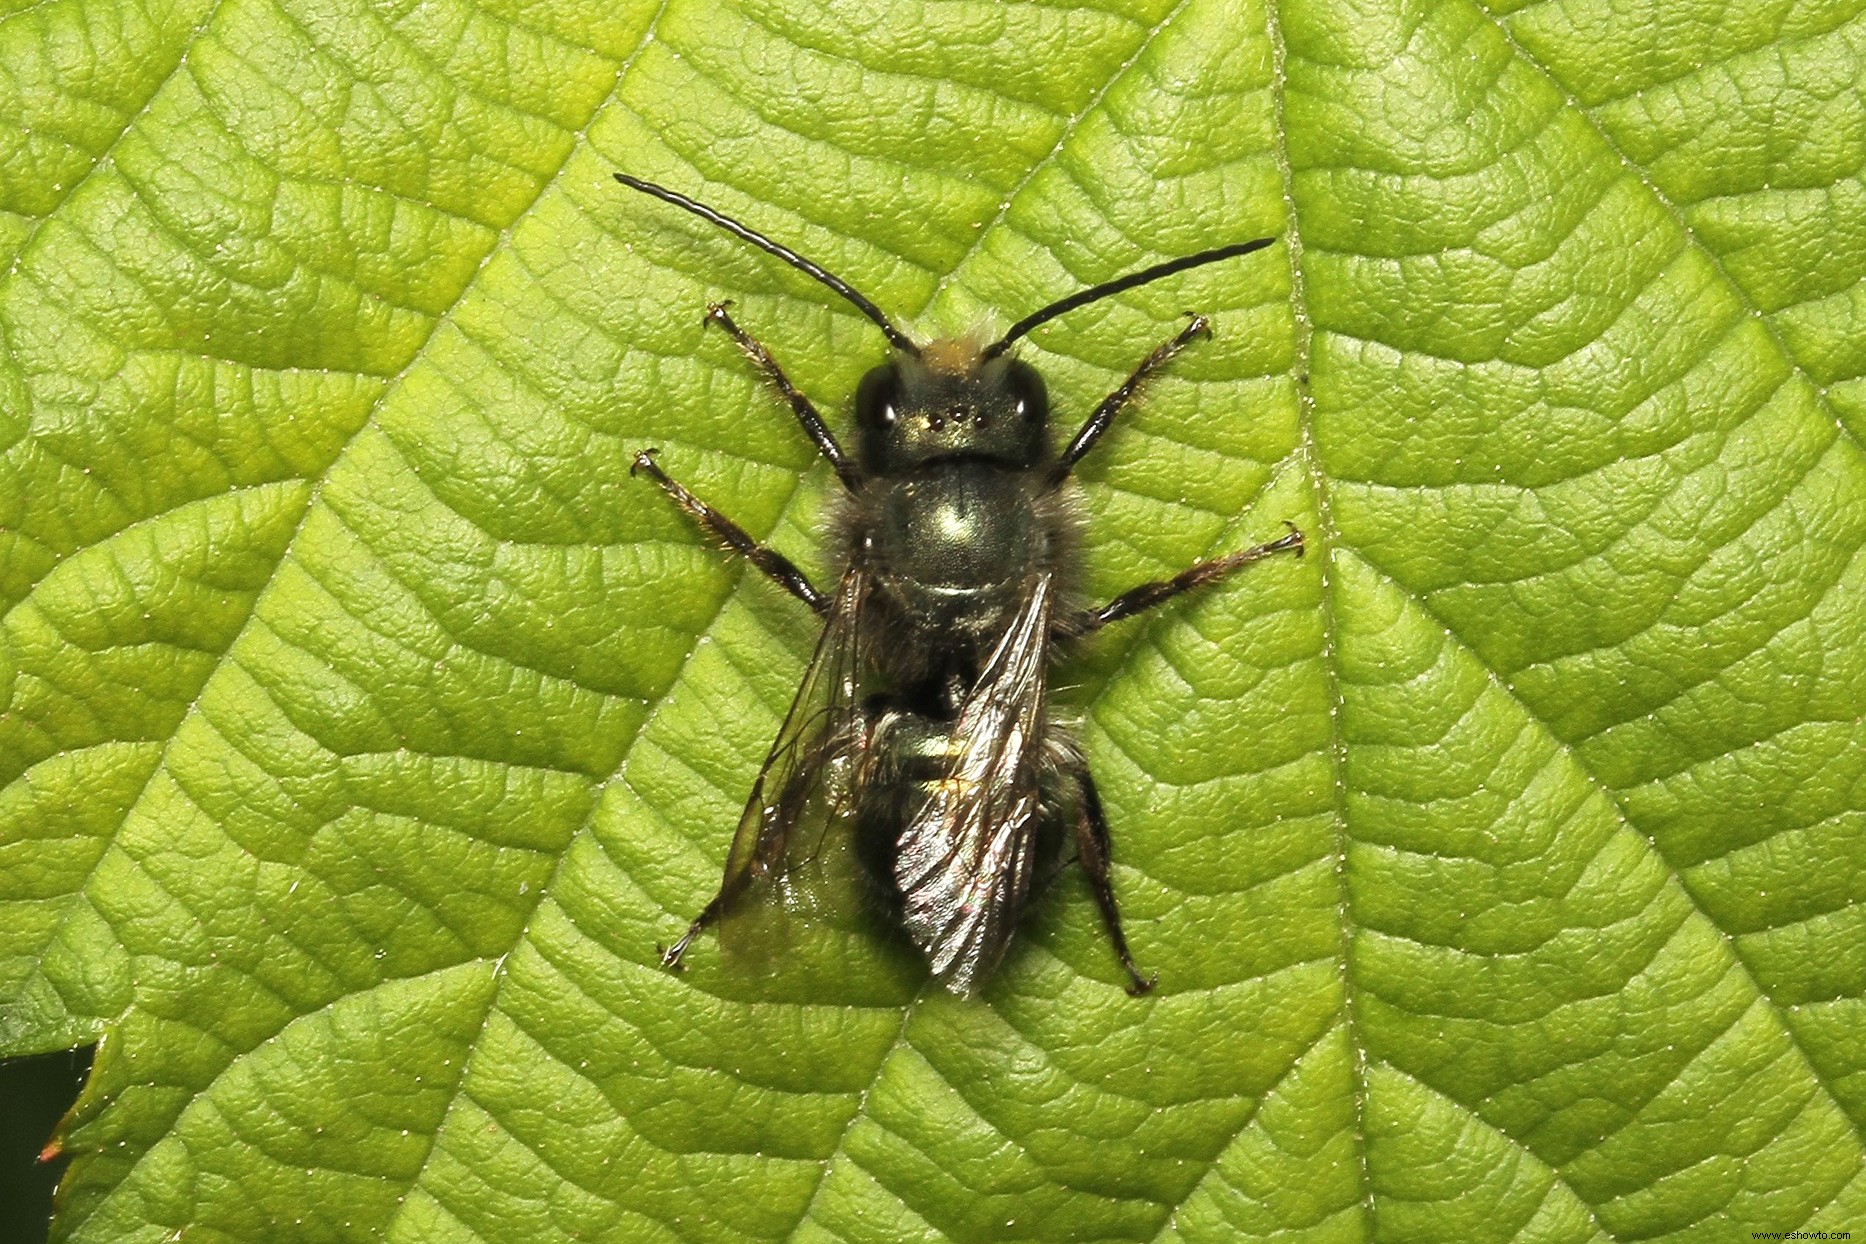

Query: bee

[618,172,1303,996]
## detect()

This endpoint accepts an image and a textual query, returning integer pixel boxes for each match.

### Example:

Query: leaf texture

[1,0,1862,1239]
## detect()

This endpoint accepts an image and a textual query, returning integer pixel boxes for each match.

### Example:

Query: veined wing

[725,566,869,901]
[894,572,1055,994]
[665,567,870,967]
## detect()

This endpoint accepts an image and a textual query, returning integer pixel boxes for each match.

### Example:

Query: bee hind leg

[658,891,727,971]
[1067,763,1157,996]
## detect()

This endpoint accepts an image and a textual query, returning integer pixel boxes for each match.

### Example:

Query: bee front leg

[704,302,863,491]
[1068,764,1157,996]
[1048,313,1211,487]
[1073,523,1304,634]
[632,448,828,614]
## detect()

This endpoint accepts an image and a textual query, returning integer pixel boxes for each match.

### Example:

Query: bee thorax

[861,462,1046,635]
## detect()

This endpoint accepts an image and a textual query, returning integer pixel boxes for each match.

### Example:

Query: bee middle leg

[1072,523,1304,634]
[704,302,861,491]
[1049,313,1212,487]
[1068,762,1157,996]
[632,448,828,614]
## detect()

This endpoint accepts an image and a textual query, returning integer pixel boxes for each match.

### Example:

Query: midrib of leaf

[1261,0,1378,1234]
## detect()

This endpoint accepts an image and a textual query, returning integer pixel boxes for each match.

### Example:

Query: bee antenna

[616,173,921,356]
[982,237,1278,360]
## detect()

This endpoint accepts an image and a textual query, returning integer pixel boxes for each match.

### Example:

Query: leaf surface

[1,0,1863,1239]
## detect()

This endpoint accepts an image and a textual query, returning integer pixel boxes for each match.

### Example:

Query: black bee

[618,173,1303,996]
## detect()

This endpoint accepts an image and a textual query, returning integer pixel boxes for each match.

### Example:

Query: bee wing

[714,567,872,953]
[894,572,1055,994]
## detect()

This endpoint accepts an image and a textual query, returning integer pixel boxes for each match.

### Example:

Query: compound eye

[1005,359,1048,422]
[856,364,901,427]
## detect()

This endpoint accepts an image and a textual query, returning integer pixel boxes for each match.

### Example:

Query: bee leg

[658,892,727,971]
[704,302,862,491]
[660,854,766,971]
[1048,313,1212,487]
[1069,764,1157,996]
[632,448,829,614]
[1073,523,1304,634]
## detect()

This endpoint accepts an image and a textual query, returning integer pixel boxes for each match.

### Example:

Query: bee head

[855,340,1048,473]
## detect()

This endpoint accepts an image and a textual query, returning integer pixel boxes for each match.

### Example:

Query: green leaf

[2,0,1863,1238]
